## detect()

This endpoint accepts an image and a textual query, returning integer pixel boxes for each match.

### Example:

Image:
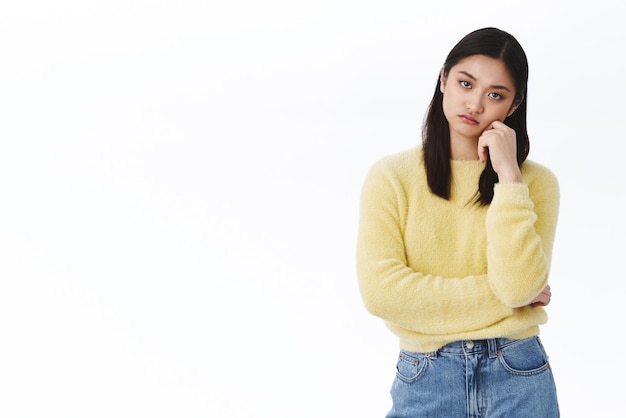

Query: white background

[1,1,624,416]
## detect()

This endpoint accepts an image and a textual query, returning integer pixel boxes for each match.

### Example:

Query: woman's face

[440,54,519,145]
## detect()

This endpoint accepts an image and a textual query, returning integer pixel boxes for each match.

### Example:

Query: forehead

[450,55,515,88]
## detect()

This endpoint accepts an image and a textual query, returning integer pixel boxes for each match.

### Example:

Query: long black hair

[422,27,529,205]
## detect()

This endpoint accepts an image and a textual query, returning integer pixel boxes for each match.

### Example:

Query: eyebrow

[457,70,512,92]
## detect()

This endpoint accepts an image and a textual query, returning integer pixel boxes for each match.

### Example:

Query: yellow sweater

[357,146,560,352]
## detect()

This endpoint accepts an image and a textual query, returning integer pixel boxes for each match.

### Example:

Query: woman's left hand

[477,121,522,183]
[529,284,552,307]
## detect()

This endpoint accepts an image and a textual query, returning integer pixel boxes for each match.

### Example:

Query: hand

[477,121,522,183]
[529,284,551,307]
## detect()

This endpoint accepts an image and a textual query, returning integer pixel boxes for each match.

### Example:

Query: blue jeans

[387,336,559,417]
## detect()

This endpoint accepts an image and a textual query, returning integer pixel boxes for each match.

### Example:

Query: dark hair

[422,27,529,205]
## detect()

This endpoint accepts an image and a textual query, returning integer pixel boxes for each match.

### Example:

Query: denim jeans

[386,336,559,417]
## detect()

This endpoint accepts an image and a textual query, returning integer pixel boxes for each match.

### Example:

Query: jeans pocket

[395,350,429,383]
[497,337,551,376]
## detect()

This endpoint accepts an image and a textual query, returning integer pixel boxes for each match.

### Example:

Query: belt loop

[487,339,498,358]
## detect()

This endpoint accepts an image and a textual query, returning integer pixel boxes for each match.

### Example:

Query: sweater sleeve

[485,168,560,307]
[356,161,514,335]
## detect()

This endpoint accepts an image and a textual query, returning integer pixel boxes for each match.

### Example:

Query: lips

[459,114,479,125]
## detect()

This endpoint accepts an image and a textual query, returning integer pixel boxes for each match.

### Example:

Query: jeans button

[466,340,474,349]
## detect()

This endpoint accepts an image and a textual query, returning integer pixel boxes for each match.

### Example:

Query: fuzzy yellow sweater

[357,146,560,352]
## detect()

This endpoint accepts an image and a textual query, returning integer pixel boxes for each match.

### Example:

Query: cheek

[441,96,454,120]
[493,104,514,121]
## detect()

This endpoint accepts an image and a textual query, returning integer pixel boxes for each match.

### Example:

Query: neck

[450,136,479,161]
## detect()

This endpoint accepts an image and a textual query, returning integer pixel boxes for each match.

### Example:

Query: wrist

[497,167,523,183]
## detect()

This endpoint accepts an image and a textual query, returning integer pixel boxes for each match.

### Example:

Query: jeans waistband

[428,337,524,359]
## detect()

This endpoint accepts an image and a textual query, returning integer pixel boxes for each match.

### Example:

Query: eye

[460,80,471,88]
[488,92,503,100]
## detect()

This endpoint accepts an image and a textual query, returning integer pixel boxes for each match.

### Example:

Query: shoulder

[521,159,560,200]
[521,160,558,186]
[361,145,424,199]
[367,145,424,179]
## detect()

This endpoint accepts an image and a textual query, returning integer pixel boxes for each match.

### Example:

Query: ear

[439,67,446,93]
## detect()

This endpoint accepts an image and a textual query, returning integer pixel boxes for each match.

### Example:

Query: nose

[466,93,483,114]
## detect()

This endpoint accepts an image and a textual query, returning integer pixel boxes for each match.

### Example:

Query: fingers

[476,121,520,180]
[477,124,496,162]
[530,284,552,307]
[477,123,497,162]
[490,120,506,129]
[478,142,489,162]
[539,284,551,300]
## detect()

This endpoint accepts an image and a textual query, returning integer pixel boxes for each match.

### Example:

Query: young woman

[356,27,560,417]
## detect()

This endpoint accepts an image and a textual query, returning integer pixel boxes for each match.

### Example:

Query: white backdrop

[1,1,624,417]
